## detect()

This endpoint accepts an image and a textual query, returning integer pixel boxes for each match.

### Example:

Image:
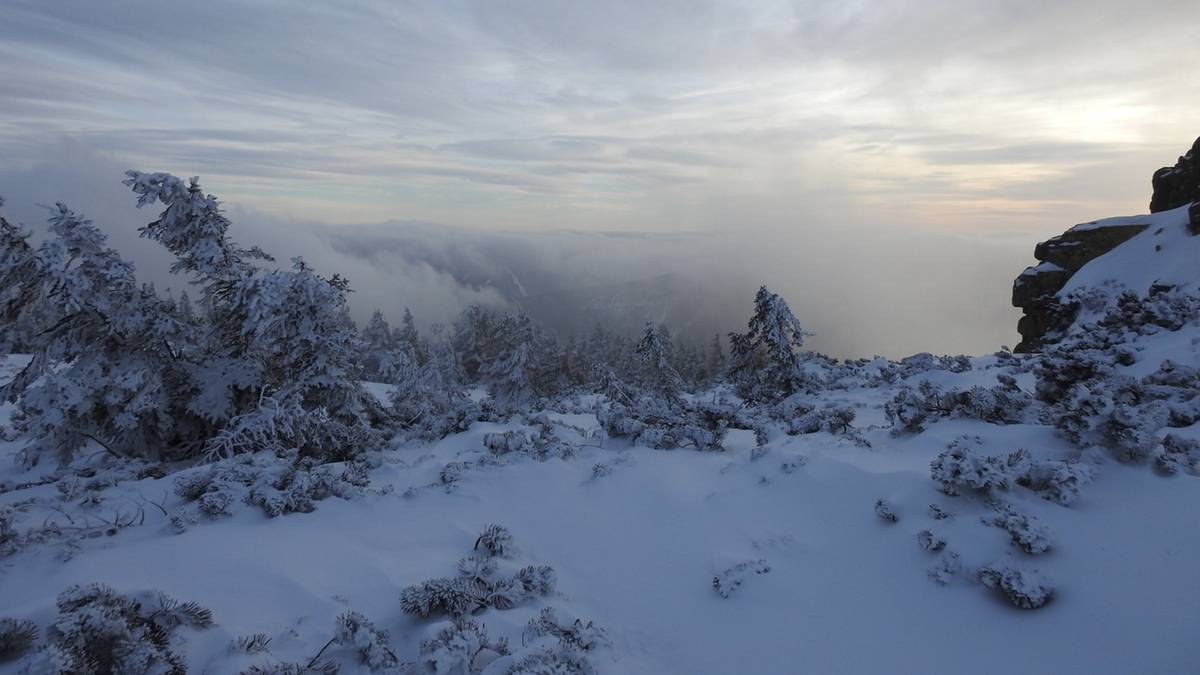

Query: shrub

[0,618,37,663]
[988,506,1053,555]
[420,618,509,674]
[334,611,399,671]
[874,499,898,523]
[28,584,212,674]
[475,524,514,557]
[1156,434,1200,475]
[978,563,1053,609]
[1016,460,1093,506]
[916,530,945,552]
[929,438,1029,496]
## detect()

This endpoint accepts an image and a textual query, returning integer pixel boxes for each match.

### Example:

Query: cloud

[1,1,1196,355]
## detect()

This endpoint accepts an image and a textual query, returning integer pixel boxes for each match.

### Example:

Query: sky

[1,0,1198,356]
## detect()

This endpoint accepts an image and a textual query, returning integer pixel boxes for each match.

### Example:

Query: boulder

[1150,135,1200,213]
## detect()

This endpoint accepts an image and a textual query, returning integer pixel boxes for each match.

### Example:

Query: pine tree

[634,322,685,408]
[1,203,190,463]
[728,286,810,401]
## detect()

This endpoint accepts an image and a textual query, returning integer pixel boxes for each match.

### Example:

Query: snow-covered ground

[2,345,1196,674]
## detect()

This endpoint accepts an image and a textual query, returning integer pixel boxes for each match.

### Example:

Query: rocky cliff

[1012,137,1200,352]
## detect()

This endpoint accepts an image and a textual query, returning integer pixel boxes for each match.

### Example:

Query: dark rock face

[1011,223,1149,352]
[1150,136,1200,213]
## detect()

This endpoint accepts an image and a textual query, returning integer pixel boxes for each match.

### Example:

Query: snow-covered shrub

[457,555,499,584]
[1034,347,1114,403]
[988,506,1054,555]
[926,550,962,585]
[419,617,509,674]
[172,451,368,527]
[514,565,558,597]
[475,524,514,557]
[599,398,726,452]
[916,530,945,552]
[524,608,610,654]
[929,438,1030,496]
[26,584,212,674]
[1016,460,1094,505]
[334,611,400,671]
[978,563,1054,609]
[0,618,37,663]
[1100,401,1169,463]
[712,559,771,598]
[770,394,857,436]
[401,532,555,620]
[484,431,533,457]
[884,386,929,433]
[231,633,272,655]
[887,380,1030,434]
[508,609,608,675]
[874,499,898,523]
[439,461,470,488]
[401,577,481,619]
[484,422,576,462]
[1156,434,1200,475]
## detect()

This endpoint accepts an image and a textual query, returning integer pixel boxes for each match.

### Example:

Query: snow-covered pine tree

[357,309,405,382]
[0,200,50,352]
[125,172,384,460]
[634,322,685,408]
[396,306,426,363]
[452,305,501,384]
[728,285,810,401]
[483,314,555,411]
[1,204,194,464]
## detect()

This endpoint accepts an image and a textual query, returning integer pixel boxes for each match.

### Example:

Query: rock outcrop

[1150,136,1200,213]
[1014,136,1200,352]
[1012,222,1149,352]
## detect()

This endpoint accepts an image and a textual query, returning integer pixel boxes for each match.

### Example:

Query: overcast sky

[1,0,1198,355]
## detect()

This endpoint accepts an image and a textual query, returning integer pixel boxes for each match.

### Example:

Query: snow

[1061,203,1198,295]
[2,346,1197,674]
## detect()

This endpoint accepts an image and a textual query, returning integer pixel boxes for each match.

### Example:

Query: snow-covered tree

[634,322,685,408]
[2,172,387,465]
[1,204,194,464]
[483,314,561,411]
[728,286,811,401]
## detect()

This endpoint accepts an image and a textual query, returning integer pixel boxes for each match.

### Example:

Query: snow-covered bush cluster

[886,378,1030,434]
[978,563,1054,610]
[171,450,372,528]
[15,583,213,674]
[930,437,1093,505]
